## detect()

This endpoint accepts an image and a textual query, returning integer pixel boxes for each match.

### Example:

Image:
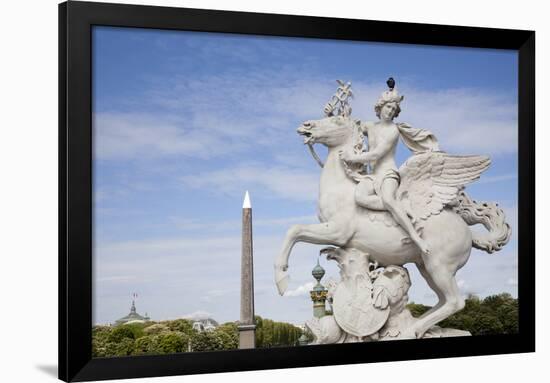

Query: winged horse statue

[274,80,511,338]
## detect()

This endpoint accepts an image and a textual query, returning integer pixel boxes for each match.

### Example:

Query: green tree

[143,323,170,336]
[467,294,483,312]
[122,322,146,339]
[255,316,264,347]
[410,293,518,336]
[471,312,504,335]
[166,319,194,335]
[134,336,156,355]
[105,338,135,357]
[108,326,135,343]
[254,316,303,348]
[483,293,514,312]
[497,301,519,333]
[157,332,188,353]
[190,331,213,352]
[407,303,431,318]
[215,323,239,349]
[92,326,112,357]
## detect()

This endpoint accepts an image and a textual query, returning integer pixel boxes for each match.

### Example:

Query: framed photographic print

[59,1,535,381]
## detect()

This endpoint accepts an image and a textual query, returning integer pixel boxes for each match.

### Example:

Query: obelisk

[238,190,256,349]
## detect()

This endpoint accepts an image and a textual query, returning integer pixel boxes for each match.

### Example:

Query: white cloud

[507,278,518,286]
[96,235,239,261]
[179,310,214,320]
[255,215,318,227]
[93,230,330,324]
[93,112,246,160]
[347,82,517,156]
[94,75,517,164]
[169,215,318,233]
[168,218,212,231]
[284,282,315,297]
[180,164,319,202]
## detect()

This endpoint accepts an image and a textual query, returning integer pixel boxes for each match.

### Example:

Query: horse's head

[297,116,360,148]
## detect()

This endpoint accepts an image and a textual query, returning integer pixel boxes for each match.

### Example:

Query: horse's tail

[453,191,512,254]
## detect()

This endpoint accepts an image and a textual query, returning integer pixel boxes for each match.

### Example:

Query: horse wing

[398,152,491,221]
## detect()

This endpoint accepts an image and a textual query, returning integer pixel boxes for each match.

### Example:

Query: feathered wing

[397,152,491,221]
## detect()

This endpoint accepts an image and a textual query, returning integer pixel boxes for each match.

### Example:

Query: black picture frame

[59,1,535,381]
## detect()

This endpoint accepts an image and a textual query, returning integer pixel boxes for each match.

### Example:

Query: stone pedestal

[305,248,471,344]
[237,324,256,349]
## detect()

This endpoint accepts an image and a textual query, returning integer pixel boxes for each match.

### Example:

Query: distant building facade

[192,318,218,332]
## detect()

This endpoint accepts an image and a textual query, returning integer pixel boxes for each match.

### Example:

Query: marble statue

[275,79,511,341]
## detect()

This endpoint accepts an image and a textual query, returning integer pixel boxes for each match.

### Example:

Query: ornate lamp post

[310,259,328,319]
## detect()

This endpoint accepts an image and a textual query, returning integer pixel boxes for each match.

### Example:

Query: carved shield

[333,275,390,337]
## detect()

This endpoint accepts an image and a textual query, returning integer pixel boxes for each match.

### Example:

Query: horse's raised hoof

[274,265,289,296]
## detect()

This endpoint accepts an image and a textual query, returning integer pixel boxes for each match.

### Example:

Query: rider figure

[339,78,431,255]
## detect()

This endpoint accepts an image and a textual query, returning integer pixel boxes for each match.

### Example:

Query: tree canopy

[93,294,517,357]
[407,293,518,336]
[92,316,301,357]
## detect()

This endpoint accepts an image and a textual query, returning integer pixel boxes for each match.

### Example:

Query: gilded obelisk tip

[242,190,251,209]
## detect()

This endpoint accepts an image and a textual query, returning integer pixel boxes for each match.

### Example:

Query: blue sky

[92,26,518,325]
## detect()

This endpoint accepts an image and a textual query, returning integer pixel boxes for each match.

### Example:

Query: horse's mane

[342,118,369,182]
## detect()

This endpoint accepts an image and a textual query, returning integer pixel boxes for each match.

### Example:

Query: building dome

[114,300,150,326]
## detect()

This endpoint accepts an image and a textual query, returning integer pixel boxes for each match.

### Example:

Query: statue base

[305,248,471,344]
